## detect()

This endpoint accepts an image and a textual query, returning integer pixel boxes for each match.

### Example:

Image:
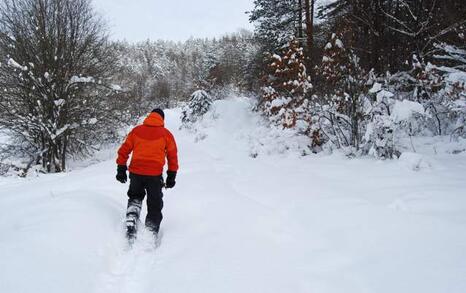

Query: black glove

[165,171,176,188]
[116,165,127,183]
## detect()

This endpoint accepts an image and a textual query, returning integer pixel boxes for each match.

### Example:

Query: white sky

[92,0,255,42]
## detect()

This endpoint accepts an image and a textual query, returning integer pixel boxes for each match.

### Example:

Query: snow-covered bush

[433,42,466,139]
[383,52,466,139]
[362,81,423,159]
[181,90,213,126]
[362,83,396,158]
[315,37,466,158]
[359,66,464,159]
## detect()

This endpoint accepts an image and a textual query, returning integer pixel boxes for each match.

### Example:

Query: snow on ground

[1,97,466,293]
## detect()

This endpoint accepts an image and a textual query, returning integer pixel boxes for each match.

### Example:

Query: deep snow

[1,97,466,293]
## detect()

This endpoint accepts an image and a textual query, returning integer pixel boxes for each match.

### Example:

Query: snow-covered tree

[260,38,312,132]
[249,0,316,63]
[181,90,213,126]
[0,0,124,173]
[249,0,300,52]
[318,0,466,73]
[318,32,368,151]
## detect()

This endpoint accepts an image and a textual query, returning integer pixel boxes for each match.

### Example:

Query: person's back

[115,108,178,242]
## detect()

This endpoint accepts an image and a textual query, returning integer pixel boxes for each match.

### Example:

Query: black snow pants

[126,173,164,233]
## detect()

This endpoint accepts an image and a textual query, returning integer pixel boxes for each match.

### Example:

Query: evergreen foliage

[181,90,213,126]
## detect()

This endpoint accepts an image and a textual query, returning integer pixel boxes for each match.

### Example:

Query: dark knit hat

[151,108,165,119]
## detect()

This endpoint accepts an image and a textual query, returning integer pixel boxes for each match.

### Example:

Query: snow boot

[126,214,138,244]
[145,220,161,247]
[125,199,142,243]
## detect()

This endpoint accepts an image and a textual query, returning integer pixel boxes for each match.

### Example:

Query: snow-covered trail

[1,102,466,293]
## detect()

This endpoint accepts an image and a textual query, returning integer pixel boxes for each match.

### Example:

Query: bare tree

[0,0,124,173]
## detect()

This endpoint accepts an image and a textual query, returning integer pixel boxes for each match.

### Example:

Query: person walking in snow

[116,108,178,240]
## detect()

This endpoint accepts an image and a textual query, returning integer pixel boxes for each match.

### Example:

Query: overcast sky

[92,0,255,42]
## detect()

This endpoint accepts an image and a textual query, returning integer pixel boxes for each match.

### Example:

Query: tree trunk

[304,0,314,65]
[61,135,68,172]
[351,99,359,150]
[297,0,304,43]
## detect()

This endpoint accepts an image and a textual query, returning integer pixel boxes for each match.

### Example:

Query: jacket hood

[143,112,164,127]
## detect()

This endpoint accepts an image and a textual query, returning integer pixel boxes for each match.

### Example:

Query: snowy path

[1,105,466,293]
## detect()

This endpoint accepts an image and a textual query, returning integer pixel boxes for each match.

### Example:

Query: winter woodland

[0,0,464,174]
[1,1,466,293]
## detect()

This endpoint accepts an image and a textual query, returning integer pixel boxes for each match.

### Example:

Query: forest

[0,0,465,173]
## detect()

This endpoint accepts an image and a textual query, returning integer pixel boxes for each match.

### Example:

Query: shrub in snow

[366,115,396,158]
[181,90,213,126]
[362,97,396,159]
[362,81,404,159]
[308,25,466,158]
[314,31,466,158]
[316,32,370,154]
[432,43,466,139]
[360,66,465,159]
[387,52,466,139]
[259,38,313,136]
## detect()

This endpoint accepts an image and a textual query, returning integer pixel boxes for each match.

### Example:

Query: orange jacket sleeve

[165,130,179,172]
[116,131,134,166]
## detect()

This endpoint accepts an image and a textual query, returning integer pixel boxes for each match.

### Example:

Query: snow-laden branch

[7,58,28,71]
[69,75,95,84]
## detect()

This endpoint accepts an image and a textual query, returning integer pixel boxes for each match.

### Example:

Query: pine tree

[249,0,316,68]
[249,0,300,52]
[181,90,213,125]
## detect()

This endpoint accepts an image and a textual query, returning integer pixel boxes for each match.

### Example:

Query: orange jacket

[117,112,179,176]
